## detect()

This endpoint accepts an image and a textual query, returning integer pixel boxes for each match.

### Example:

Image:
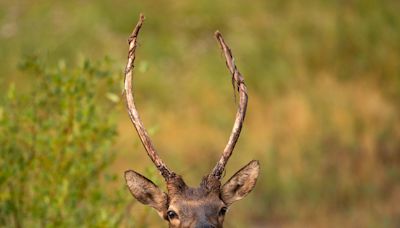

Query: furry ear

[124,170,167,214]
[221,160,260,205]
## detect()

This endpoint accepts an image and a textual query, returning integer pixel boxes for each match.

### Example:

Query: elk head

[123,14,259,228]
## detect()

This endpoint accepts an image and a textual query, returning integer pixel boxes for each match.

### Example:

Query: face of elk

[123,14,259,228]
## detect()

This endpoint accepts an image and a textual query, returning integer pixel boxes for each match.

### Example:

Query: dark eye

[219,207,228,216]
[167,210,178,220]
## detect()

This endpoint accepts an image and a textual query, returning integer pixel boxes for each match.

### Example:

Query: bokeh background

[1,0,400,227]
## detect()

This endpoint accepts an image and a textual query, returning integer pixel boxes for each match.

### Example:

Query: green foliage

[0,56,128,227]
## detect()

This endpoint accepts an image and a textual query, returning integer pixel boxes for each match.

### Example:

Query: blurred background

[1,0,399,227]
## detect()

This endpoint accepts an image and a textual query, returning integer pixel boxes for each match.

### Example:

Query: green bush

[0,56,130,227]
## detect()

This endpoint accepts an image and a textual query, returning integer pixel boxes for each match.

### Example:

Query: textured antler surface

[211,31,248,179]
[124,14,172,180]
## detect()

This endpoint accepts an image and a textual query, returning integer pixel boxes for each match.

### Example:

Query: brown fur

[123,15,259,227]
[125,160,260,228]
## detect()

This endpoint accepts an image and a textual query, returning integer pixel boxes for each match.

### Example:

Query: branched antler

[211,31,248,179]
[124,15,247,182]
[124,14,172,180]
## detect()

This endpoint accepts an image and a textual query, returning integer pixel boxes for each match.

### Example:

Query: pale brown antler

[124,14,172,180]
[211,31,248,179]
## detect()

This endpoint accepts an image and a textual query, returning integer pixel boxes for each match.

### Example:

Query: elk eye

[219,207,228,216]
[167,210,178,220]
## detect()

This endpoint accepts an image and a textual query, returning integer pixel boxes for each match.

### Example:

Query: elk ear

[221,160,260,205]
[125,170,167,214]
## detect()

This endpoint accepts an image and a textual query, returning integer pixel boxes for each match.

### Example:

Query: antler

[124,14,172,180]
[210,31,248,179]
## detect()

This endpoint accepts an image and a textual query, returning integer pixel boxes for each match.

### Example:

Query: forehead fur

[169,184,224,218]
[166,174,222,199]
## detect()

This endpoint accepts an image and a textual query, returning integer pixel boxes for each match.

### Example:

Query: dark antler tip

[127,14,145,44]
[139,13,145,21]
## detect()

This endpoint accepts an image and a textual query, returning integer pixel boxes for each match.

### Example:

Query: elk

[123,14,259,228]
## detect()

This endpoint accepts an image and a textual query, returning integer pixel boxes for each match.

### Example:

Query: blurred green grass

[1,0,400,227]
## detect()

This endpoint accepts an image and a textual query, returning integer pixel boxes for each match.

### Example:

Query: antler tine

[211,31,248,179]
[124,14,172,180]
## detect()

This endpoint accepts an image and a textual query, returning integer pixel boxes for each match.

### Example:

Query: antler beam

[211,31,248,179]
[124,14,172,180]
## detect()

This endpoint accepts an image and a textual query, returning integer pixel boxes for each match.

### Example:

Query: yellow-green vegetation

[1,0,399,227]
